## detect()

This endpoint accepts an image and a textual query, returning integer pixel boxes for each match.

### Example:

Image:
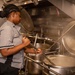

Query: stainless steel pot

[35,43,50,52]
[35,43,59,55]
[27,53,43,74]
[26,42,52,52]
[43,55,75,75]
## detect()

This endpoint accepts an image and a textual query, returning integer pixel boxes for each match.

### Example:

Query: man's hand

[36,48,42,53]
[22,37,30,47]
[25,48,42,54]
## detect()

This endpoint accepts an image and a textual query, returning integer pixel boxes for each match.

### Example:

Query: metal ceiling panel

[48,0,75,19]
[2,0,42,6]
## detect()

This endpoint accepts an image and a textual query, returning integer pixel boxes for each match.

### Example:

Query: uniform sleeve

[0,26,14,49]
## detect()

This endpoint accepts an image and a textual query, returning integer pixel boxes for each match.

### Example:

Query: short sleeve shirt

[0,20,24,69]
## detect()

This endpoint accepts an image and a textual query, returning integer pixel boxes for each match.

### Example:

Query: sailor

[0,4,41,75]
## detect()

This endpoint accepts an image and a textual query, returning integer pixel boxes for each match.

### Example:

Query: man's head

[2,4,21,24]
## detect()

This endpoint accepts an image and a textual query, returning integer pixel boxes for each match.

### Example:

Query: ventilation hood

[48,0,75,19]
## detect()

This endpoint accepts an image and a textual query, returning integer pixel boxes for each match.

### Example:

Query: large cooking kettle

[43,55,75,75]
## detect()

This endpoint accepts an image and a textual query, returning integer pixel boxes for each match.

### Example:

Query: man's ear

[10,12,15,18]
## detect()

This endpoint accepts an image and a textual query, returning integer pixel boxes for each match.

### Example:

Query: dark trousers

[0,63,19,75]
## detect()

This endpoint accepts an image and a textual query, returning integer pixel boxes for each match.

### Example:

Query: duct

[2,0,42,6]
[48,0,75,19]
[3,0,27,6]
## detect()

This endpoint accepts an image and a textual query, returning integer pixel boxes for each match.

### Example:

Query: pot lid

[19,7,34,33]
[62,21,75,56]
